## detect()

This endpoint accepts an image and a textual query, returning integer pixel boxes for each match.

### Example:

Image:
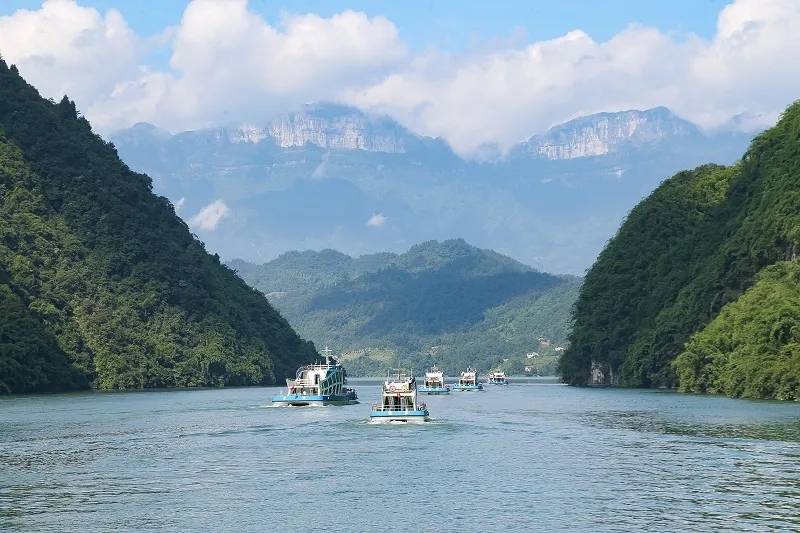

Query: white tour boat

[486,370,509,385]
[271,347,358,406]
[369,368,430,423]
[451,367,484,391]
[418,364,450,394]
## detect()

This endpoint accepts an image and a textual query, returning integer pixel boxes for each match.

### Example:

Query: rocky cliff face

[520,107,700,160]
[221,103,412,153]
[109,105,751,275]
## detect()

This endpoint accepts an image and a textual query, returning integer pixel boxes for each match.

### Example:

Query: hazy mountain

[230,239,580,375]
[111,103,753,274]
[264,102,430,153]
[516,107,700,160]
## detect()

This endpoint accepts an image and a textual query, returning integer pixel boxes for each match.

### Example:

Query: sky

[1,0,799,155]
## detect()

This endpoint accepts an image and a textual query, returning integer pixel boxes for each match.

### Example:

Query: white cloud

[88,0,406,132]
[346,0,800,154]
[366,213,387,228]
[2,0,800,154]
[0,0,138,109]
[189,199,229,231]
[173,196,185,213]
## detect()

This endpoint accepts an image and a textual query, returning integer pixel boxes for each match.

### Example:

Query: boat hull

[486,381,509,385]
[271,394,359,406]
[369,409,430,423]
[451,384,484,391]
[418,386,450,395]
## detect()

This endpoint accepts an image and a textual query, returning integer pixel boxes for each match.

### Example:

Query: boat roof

[385,368,413,381]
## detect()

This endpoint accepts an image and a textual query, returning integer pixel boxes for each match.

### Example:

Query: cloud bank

[2,0,800,154]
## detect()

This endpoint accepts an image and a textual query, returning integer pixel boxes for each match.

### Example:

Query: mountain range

[111,104,753,274]
[229,239,579,376]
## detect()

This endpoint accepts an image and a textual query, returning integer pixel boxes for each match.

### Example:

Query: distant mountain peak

[263,102,417,153]
[518,107,701,160]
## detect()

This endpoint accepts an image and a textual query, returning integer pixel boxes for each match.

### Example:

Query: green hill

[560,101,800,400]
[231,239,580,375]
[0,60,317,394]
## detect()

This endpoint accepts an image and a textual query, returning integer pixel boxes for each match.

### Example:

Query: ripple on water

[1,385,800,532]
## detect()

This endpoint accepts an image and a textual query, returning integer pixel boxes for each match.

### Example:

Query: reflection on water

[579,408,800,441]
[1,385,799,531]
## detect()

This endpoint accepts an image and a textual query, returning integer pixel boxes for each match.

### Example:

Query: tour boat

[369,369,430,423]
[486,370,509,385]
[451,367,484,391]
[271,347,358,406]
[418,364,450,394]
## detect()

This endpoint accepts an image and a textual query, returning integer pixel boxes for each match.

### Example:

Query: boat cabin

[287,354,346,397]
[424,365,446,388]
[377,369,421,411]
[458,367,478,386]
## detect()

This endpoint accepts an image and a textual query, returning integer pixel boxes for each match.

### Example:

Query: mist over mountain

[111,103,753,274]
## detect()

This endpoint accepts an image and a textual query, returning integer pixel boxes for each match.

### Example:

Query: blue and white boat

[451,367,484,391]
[418,364,450,394]
[271,347,359,406]
[486,370,509,385]
[369,369,430,423]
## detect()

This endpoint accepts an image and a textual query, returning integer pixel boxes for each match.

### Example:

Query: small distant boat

[451,367,484,391]
[418,364,450,394]
[271,347,358,406]
[486,370,509,385]
[369,369,430,423]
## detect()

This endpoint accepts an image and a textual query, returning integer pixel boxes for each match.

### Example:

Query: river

[2,380,799,531]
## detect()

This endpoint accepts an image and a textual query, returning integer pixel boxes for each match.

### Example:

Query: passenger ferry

[369,369,430,423]
[486,370,509,385]
[418,364,450,394]
[451,367,484,391]
[271,347,358,406]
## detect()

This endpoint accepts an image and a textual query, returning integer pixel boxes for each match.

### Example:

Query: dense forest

[231,239,579,375]
[561,101,800,400]
[0,60,317,394]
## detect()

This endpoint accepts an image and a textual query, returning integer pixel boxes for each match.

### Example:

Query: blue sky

[1,0,797,154]
[3,0,729,55]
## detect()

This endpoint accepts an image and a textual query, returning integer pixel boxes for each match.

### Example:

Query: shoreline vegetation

[0,60,316,395]
[561,101,800,401]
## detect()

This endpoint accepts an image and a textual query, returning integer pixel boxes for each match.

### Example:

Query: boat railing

[297,363,337,373]
[371,403,427,411]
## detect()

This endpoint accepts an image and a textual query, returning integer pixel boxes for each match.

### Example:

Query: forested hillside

[0,60,317,394]
[231,239,579,375]
[561,101,800,400]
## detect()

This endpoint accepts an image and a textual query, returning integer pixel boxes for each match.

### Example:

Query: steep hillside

[0,60,317,393]
[232,239,580,375]
[561,101,800,400]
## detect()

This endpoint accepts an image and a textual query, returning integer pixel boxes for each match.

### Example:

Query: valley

[230,239,578,376]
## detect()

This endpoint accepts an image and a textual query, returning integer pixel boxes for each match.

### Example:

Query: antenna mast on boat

[321,345,333,364]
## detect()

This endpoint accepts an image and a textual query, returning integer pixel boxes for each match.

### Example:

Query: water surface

[2,381,799,531]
